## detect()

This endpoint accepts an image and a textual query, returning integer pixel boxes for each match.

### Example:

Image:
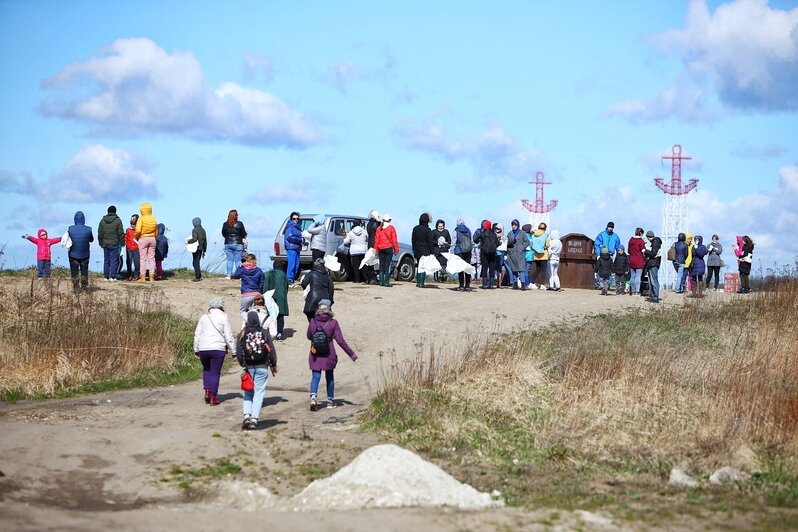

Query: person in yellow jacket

[135,202,158,281]
[528,223,550,290]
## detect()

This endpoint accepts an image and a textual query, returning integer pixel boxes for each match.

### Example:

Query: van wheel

[330,255,350,282]
[396,256,415,282]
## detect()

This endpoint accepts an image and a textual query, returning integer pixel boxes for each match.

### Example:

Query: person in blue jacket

[688,235,707,299]
[284,211,303,286]
[673,233,688,293]
[154,223,169,280]
[67,211,94,291]
[594,221,621,288]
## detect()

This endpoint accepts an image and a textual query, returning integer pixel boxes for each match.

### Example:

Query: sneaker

[538,285,546,291]
[275,333,283,341]
[248,418,258,430]
[310,397,317,412]
[289,283,298,289]
[241,416,251,430]
[326,400,337,409]
[193,278,201,282]
[225,276,231,280]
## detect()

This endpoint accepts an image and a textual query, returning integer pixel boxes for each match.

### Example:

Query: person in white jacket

[194,297,237,406]
[343,219,369,283]
[548,230,563,291]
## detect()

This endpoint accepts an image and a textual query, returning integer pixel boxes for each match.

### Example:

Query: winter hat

[316,299,333,316]
[607,221,614,229]
[107,205,117,214]
[369,210,380,220]
[209,297,224,309]
[618,245,625,252]
[318,298,332,308]
[522,223,532,233]
[601,246,609,253]
[646,230,655,238]
[482,220,492,230]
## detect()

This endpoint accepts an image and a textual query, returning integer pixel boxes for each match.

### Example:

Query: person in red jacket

[374,213,399,287]
[22,229,61,279]
[125,214,140,281]
[627,227,647,296]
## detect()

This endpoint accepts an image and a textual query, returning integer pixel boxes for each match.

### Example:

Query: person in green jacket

[98,205,125,281]
[186,217,207,282]
[262,260,289,340]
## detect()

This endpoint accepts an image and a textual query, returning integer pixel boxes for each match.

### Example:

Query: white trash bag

[360,248,379,268]
[440,252,476,276]
[185,236,199,253]
[324,254,341,272]
[418,255,442,275]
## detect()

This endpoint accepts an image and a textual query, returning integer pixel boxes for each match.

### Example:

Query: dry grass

[0,278,195,400]
[366,280,798,513]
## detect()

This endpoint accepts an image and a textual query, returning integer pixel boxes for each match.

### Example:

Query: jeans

[615,274,628,293]
[126,249,140,278]
[36,260,51,278]
[69,257,89,288]
[649,266,660,300]
[630,268,643,294]
[192,250,202,279]
[225,243,244,277]
[377,249,393,275]
[706,266,720,289]
[240,295,256,317]
[286,249,299,282]
[242,367,270,420]
[675,263,686,292]
[103,244,119,279]
[199,349,226,395]
[310,369,335,400]
[138,236,156,279]
[276,315,284,335]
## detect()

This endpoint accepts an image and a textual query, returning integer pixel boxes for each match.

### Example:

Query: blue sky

[1,0,797,274]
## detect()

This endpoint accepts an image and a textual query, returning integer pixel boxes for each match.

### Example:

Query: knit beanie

[646,230,655,238]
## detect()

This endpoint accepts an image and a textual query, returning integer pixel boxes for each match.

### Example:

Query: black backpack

[244,330,270,365]
[480,231,497,254]
[458,232,472,253]
[310,324,330,357]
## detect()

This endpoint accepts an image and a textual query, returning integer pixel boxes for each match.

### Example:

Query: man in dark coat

[97,205,124,281]
[301,259,334,322]
[68,211,94,290]
[411,212,436,287]
[643,230,663,303]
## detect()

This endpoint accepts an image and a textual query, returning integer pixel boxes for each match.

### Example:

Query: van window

[300,218,316,232]
[331,219,347,236]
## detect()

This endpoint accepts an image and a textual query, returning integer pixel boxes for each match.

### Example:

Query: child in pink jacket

[22,229,62,279]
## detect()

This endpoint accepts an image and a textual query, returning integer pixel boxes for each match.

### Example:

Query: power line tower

[654,144,698,290]
[521,171,558,228]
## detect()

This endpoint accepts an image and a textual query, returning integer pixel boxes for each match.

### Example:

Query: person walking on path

[306,299,358,411]
[344,219,369,284]
[193,297,237,406]
[644,230,663,303]
[411,212,436,288]
[627,228,646,296]
[135,202,158,282]
[22,228,61,279]
[262,261,289,341]
[307,219,328,262]
[222,209,247,279]
[98,205,124,282]
[734,235,755,293]
[474,219,498,289]
[154,223,169,281]
[302,258,334,321]
[548,229,563,291]
[705,234,723,291]
[506,219,530,290]
[237,310,277,430]
[234,253,264,317]
[187,217,207,282]
[374,214,399,287]
[125,215,140,280]
[284,211,303,287]
[452,218,473,291]
[67,211,94,290]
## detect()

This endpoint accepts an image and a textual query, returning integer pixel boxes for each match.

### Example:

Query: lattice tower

[521,171,558,228]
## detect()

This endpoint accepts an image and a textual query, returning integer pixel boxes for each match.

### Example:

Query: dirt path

[0,277,725,531]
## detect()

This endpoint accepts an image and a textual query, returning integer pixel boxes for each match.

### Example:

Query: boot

[204,388,210,404]
[481,278,488,289]
[696,283,705,299]
[416,273,422,287]
[209,393,220,406]
[384,272,392,287]
[420,272,426,288]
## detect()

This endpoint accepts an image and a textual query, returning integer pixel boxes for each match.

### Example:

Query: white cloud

[247,178,333,205]
[1,144,158,204]
[39,38,319,148]
[321,47,397,94]
[395,120,547,189]
[652,0,798,112]
[605,82,716,123]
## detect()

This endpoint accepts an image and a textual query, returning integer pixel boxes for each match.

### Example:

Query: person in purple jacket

[306,299,358,412]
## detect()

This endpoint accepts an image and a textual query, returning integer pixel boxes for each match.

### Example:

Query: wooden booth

[559,233,596,289]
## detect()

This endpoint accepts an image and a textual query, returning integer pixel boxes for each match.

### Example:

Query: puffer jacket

[597,252,613,279]
[284,219,303,251]
[301,261,334,314]
[689,236,707,276]
[594,229,621,257]
[613,252,630,275]
[344,226,369,255]
[67,211,94,260]
[98,213,124,247]
[234,262,264,295]
[187,217,207,253]
[26,229,61,261]
[674,233,688,264]
[411,213,436,258]
[530,229,550,260]
[135,203,158,239]
[222,220,247,245]
[155,223,169,261]
[307,221,328,253]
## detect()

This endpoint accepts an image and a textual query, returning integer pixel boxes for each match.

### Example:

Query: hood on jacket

[102,213,119,223]
[74,211,85,225]
[351,226,364,235]
[140,202,153,216]
[157,223,166,236]
[550,230,561,240]
[694,235,703,246]
[38,228,48,239]
[456,217,465,225]
[192,217,202,227]
[678,233,686,242]
[419,213,430,225]
[511,219,520,227]
[312,258,327,273]
[244,310,261,330]
[736,236,744,246]
[685,233,693,244]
